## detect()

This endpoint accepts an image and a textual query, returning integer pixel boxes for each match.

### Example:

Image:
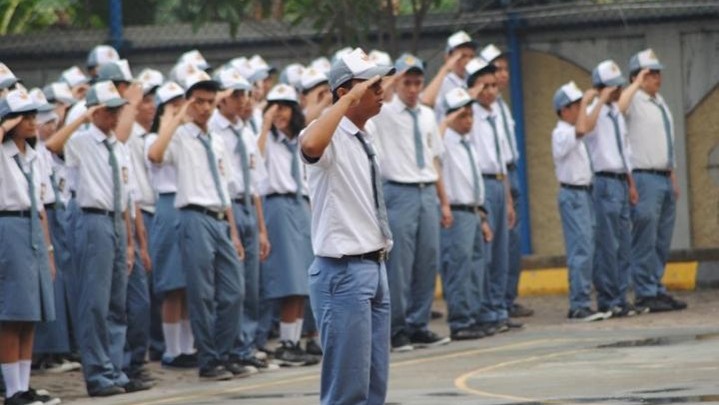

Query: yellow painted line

[515,262,698,297]
[124,338,573,405]
[454,348,591,402]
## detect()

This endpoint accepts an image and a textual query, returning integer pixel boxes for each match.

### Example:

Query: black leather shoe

[89,385,125,397]
[123,378,154,393]
[658,293,688,310]
[451,328,485,340]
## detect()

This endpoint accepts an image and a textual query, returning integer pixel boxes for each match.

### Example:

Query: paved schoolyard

[38,290,719,404]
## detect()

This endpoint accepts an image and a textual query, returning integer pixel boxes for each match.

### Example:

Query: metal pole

[109,0,123,52]
[506,10,532,255]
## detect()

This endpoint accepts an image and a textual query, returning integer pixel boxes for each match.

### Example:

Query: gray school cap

[328,48,396,91]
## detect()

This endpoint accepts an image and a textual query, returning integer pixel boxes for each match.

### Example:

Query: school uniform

[32,141,72,355]
[65,124,132,394]
[158,121,244,372]
[471,103,512,325]
[209,110,267,360]
[259,128,312,300]
[552,120,596,312]
[494,97,523,311]
[370,95,443,340]
[124,123,153,373]
[584,100,632,311]
[626,89,676,301]
[144,134,185,295]
[0,140,55,323]
[302,116,392,405]
[439,128,487,334]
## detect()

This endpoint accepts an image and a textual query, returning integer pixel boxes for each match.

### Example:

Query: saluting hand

[124,83,144,107]
[345,75,383,106]
[582,89,598,103]
[637,68,651,85]
[599,86,616,103]
[0,115,24,141]
[445,52,463,74]
[468,82,485,99]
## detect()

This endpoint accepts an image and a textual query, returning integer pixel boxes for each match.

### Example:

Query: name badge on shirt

[122,166,129,184]
[59,178,65,192]
[426,132,432,150]
[249,154,256,170]
[41,183,47,201]
[218,158,226,178]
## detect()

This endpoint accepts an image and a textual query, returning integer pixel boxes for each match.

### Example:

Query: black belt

[265,193,309,203]
[44,203,56,211]
[595,171,627,180]
[70,191,77,198]
[561,183,592,191]
[482,173,506,181]
[633,169,671,177]
[158,192,176,196]
[385,180,435,189]
[450,204,487,215]
[82,207,116,217]
[233,197,254,206]
[0,210,32,218]
[506,163,517,171]
[343,249,387,263]
[181,204,226,221]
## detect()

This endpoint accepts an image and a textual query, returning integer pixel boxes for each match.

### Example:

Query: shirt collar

[90,124,116,144]
[444,127,467,143]
[2,140,37,162]
[557,120,574,130]
[389,95,418,114]
[473,103,494,120]
[212,109,242,131]
[339,116,361,136]
[447,72,465,87]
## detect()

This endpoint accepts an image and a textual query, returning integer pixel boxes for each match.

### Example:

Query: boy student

[583,60,637,317]
[371,53,451,352]
[147,65,248,381]
[65,81,152,396]
[466,57,519,333]
[208,66,275,371]
[480,43,533,319]
[438,87,493,340]
[434,30,477,120]
[552,81,611,322]
[618,49,686,313]
[300,48,395,405]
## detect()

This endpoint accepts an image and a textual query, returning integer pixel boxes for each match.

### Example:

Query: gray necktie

[230,127,252,211]
[354,132,393,244]
[198,134,227,210]
[281,137,302,202]
[498,96,517,162]
[102,139,123,236]
[607,111,628,173]
[406,108,426,169]
[650,98,675,168]
[13,154,39,250]
[487,115,504,172]
[460,138,482,205]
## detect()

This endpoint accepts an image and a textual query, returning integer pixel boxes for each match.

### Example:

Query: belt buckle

[378,250,387,262]
[217,211,225,221]
[497,174,506,181]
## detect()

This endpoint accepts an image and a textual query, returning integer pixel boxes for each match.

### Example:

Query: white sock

[179,319,195,354]
[294,319,304,344]
[1,362,20,398]
[279,322,295,344]
[162,323,182,358]
[18,360,31,391]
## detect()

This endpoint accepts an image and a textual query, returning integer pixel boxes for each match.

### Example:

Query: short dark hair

[301,81,329,96]
[186,81,220,98]
[331,80,355,104]
[467,68,496,89]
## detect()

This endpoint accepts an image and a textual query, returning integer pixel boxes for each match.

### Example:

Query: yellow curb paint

[436,262,698,299]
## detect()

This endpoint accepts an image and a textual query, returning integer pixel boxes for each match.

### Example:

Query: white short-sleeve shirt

[209,110,267,198]
[259,129,309,196]
[471,103,509,175]
[370,96,443,183]
[127,123,155,209]
[144,133,178,194]
[0,141,44,212]
[495,96,519,163]
[301,117,387,257]
[584,101,632,173]
[434,72,466,121]
[552,120,593,186]
[442,128,486,206]
[159,122,233,211]
[625,89,675,170]
[65,124,132,212]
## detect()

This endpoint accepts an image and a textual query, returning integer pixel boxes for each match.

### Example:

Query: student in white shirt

[300,46,394,405]
[256,84,318,367]
[433,30,477,120]
[465,57,519,333]
[584,60,638,318]
[65,81,151,396]
[147,68,247,381]
[208,67,275,371]
[0,89,60,405]
[438,88,493,340]
[370,53,451,351]
[144,81,198,369]
[552,81,612,322]
[618,48,686,313]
